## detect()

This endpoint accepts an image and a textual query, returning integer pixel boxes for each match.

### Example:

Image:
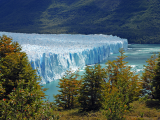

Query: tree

[106,49,142,103]
[102,49,142,119]
[141,54,158,96]
[78,64,107,112]
[54,70,82,109]
[0,35,47,119]
[153,53,160,100]
[102,81,129,120]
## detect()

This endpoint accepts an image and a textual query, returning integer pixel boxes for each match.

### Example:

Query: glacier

[0,32,128,84]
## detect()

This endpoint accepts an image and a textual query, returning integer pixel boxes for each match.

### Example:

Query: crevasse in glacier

[0,32,128,84]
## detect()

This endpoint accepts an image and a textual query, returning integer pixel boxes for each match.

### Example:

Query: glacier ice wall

[0,32,128,84]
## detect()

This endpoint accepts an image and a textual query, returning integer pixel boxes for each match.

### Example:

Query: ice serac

[0,32,128,84]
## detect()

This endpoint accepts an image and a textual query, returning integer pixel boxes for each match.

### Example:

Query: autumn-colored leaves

[1,35,160,119]
[54,70,82,110]
[0,35,21,57]
[54,49,143,119]
[0,35,60,119]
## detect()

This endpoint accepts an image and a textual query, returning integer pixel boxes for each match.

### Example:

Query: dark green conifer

[78,64,107,111]
[141,54,158,96]
[153,53,160,100]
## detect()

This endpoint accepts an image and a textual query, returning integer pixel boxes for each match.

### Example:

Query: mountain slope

[0,0,52,32]
[0,0,160,43]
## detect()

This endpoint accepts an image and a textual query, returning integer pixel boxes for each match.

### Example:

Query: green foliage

[102,84,129,120]
[39,100,61,120]
[2,33,158,119]
[0,35,60,119]
[142,52,160,101]
[53,49,143,119]
[1,0,160,43]
[106,49,142,103]
[102,49,142,119]
[153,53,160,101]
[1,80,42,119]
[78,64,107,112]
[141,54,158,96]
[0,35,27,99]
[54,70,82,110]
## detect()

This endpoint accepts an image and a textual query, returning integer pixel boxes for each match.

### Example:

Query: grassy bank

[48,99,160,120]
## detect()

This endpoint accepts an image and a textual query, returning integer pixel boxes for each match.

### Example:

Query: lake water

[42,44,160,102]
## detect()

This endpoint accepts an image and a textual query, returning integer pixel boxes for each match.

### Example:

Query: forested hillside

[0,0,160,43]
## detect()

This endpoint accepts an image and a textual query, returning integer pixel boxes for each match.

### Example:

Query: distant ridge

[0,0,160,43]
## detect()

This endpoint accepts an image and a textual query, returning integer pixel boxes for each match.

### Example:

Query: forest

[0,36,160,119]
[0,0,160,44]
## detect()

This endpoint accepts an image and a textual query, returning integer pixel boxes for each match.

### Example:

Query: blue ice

[0,32,128,84]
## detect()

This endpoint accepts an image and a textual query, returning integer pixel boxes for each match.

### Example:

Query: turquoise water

[42,44,160,102]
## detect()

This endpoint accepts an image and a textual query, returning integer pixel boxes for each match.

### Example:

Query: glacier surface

[0,32,128,84]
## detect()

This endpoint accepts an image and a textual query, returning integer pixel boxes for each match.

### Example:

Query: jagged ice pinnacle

[0,32,128,84]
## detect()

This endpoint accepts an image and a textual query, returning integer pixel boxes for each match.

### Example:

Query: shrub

[78,64,107,112]
[54,70,82,110]
[102,49,142,119]
[0,35,60,119]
